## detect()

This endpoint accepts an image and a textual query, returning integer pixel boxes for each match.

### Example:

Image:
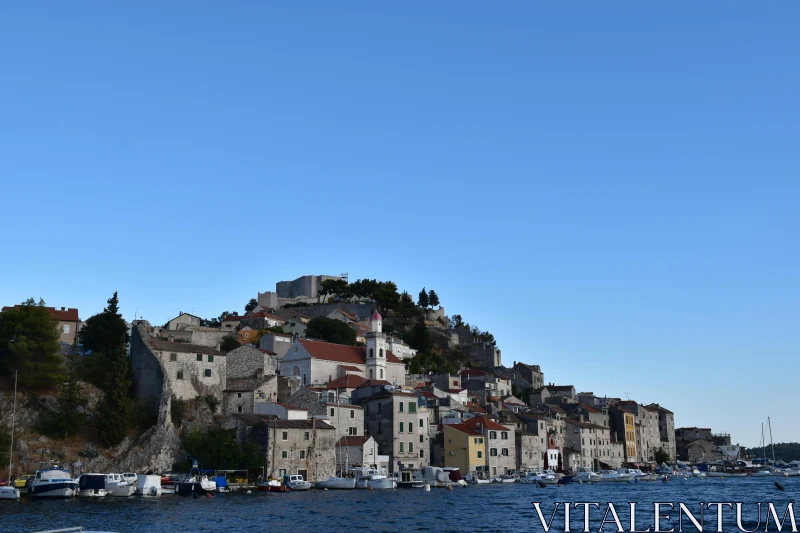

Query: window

[281,451,288,459]
[409,442,414,453]
[299,451,306,459]
[170,353,177,362]
[490,448,497,456]
[501,448,509,456]
[489,431,497,439]
[176,371,184,380]
[328,392,335,402]
[282,431,288,441]
[379,348,383,357]
[369,369,374,379]
[399,422,404,433]
[304,432,310,441]
[420,435,424,443]
[408,402,416,414]
[419,449,424,458]
[409,422,414,433]
[477,451,483,459]
[208,354,214,363]
[369,348,374,358]
[378,422,382,433]
[197,354,203,361]
[399,442,404,453]
[377,403,382,414]
[237,406,243,413]
[258,392,265,399]
[330,408,335,416]
[204,369,212,377]
[399,402,404,413]
[349,427,356,435]
[350,410,355,419]
[237,393,242,398]
[329,375,332,382]
[501,432,508,440]
[379,369,383,379]
[62,324,70,333]
[419,419,424,428]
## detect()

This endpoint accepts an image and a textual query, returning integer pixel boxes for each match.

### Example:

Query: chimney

[61,307,66,311]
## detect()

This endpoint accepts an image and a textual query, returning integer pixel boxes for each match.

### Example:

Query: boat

[105,473,136,496]
[314,476,356,490]
[520,471,557,484]
[573,467,602,483]
[286,474,312,491]
[256,479,290,492]
[600,469,635,483]
[136,475,162,496]
[442,467,468,487]
[352,467,396,490]
[177,470,217,495]
[1,371,21,500]
[464,473,492,484]
[494,473,519,483]
[77,474,108,498]
[397,468,425,488]
[28,464,79,498]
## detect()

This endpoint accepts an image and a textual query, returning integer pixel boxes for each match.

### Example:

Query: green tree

[220,336,241,352]
[653,447,671,465]
[245,298,258,313]
[417,287,429,308]
[408,321,431,354]
[306,317,356,346]
[0,299,64,388]
[53,340,87,438]
[97,344,133,447]
[372,281,400,317]
[181,427,264,470]
[80,291,131,388]
[407,355,422,375]
[428,290,440,308]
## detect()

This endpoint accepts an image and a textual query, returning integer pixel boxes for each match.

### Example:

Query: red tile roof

[465,402,487,414]
[462,416,508,432]
[338,436,370,447]
[221,315,243,322]
[420,391,437,399]
[299,339,402,364]
[2,305,80,322]
[460,369,487,378]
[580,404,601,413]
[326,374,368,390]
[446,423,483,436]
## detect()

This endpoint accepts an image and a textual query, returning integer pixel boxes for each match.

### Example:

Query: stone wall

[226,345,277,379]
[130,325,165,409]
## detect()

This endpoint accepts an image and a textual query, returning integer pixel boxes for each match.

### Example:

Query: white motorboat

[106,473,136,496]
[573,467,602,483]
[285,474,311,491]
[352,467,396,490]
[0,485,20,500]
[177,473,217,495]
[600,469,635,483]
[464,473,492,484]
[314,476,356,490]
[442,467,468,487]
[752,469,773,476]
[28,465,78,497]
[520,471,557,484]
[78,474,107,497]
[136,475,163,496]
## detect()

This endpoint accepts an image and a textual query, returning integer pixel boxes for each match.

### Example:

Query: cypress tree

[97,342,132,447]
[54,339,86,438]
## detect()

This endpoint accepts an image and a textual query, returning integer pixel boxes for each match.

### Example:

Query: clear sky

[2,3,798,447]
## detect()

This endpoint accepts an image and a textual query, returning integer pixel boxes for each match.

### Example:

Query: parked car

[14,475,33,489]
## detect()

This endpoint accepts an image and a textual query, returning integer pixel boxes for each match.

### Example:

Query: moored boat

[352,467,396,490]
[257,479,290,492]
[177,470,217,496]
[106,473,136,497]
[78,474,107,497]
[573,467,602,483]
[136,475,162,496]
[520,471,557,484]
[286,474,311,491]
[28,465,78,498]
[314,476,356,490]
[397,468,425,488]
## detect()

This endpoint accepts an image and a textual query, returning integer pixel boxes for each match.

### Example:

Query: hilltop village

[1,274,741,480]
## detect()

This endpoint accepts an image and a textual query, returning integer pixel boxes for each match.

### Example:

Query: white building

[278,311,405,386]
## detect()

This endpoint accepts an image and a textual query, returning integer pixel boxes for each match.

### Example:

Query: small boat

[464,473,492,485]
[352,468,396,490]
[215,475,230,493]
[106,473,136,497]
[397,468,425,488]
[78,474,107,498]
[520,471,557,484]
[257,479,290,492]
[573,467,602,483]
[314,476,356,490]
[0,485,20,500]
[494,473,519,483]
[286,474,311,491]
[28,465,79,498]
[136,475,163,496]
[600,469,635,483]
[442,467,468,487]
[752,469,773,476]
[177,470,217,496]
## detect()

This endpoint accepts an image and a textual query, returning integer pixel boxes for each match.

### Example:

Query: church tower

[365,309,387,382]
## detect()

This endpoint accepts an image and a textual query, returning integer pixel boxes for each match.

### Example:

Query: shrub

[171,396,187,427]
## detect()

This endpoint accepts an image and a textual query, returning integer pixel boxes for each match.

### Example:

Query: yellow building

[443,423,487,475]
[623,411,637,460]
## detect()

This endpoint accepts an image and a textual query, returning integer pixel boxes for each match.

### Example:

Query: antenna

[625,392,631,401]
[341,273,349,283]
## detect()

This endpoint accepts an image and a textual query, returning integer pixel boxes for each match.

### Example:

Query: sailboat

[753,423,772,476]
[1,371,21,500]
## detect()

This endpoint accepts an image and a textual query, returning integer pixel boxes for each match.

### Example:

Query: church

[278,310,407,386]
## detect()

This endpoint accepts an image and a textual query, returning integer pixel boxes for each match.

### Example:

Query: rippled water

[2,477,798,533]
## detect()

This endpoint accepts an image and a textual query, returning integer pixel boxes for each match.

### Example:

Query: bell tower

[365,309,387,382]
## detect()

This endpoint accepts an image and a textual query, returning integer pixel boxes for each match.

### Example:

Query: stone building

[563,418,620,470]
[166,312,202,331]
[235,415,336,482]
[361,391,430,473]
[516,430,547,471]
[259,331,294,360]
[224,375,277,415]
[239,311,287,331]
[461,416,516,476]
[130,323,226,407]
[226,344,277,380]
[675,427,714,461]
[609,405,637,463]
[513,362,544,390]
[646,403,676,461]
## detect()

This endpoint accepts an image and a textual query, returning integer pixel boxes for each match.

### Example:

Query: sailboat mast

[768,417,775,464]
[8,370,17,481]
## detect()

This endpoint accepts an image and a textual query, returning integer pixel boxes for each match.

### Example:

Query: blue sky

[2,3,798,447]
